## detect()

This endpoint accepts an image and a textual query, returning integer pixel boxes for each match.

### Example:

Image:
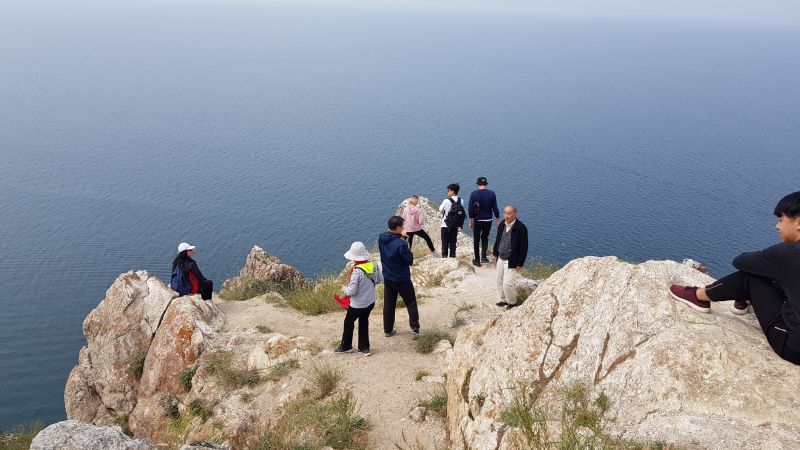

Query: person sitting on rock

[171,242,213,300]
[379,216,421,339]
[402,195,436,255]
[334,241,383,356]
[669,191,800,365]
[493,205,529,310]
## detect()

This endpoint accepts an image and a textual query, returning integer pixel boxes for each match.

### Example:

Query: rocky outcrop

[65,271,175,424]
[30,420,155,450]
[221,246,305,294]
[128,296,223,441]
[447,257,800,449]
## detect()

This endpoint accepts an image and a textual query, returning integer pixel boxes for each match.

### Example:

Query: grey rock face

[30,420,155,450]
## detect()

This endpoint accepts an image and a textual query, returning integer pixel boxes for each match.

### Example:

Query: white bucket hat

[178,242,196,253]
[344,241,371,261]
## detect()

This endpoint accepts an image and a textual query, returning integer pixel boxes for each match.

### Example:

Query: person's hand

[469,219,474,229]
[496,219,501,228]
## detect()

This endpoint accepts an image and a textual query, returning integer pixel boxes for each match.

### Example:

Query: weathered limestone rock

[412,257,461,287]
[30,420,155,450]
[409,406,427,423]
[221,246,305,294]
[129,296,223,441]
[65,271,175,422]
[447,257,800,449]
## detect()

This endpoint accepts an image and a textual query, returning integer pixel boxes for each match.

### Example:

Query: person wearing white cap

[170,242,214,300]
[334,241,383,356]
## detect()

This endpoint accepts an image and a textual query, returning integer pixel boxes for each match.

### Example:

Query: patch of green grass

[256,325,273,334]
[305,362,342,399]
[255,392,369,450]
[168,413,192,438]
[0,421,44,450]
[179,366,197,392]
[455,302,476,314]
[128,352,146,381]
[219,277,283,301]
[414,329,454,354]
[282,274,345,316]
[188,399,213,422]
[205,352,261,389]
[265,359,300,382]
[518,259,561,281]
[414,370,430,381]
[419,391,447,417]
[503,383,667,450]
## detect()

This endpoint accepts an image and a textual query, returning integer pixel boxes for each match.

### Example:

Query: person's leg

[200,280,213,300]
[700,271,751,302]
[473,224,481,259]
[440,228,450,258]
[406,231,416,249]
[503,265,519,306]
[480,222,492,261]
[383,281,399,334]
[341,307,358,350]
[357,304,374,351]
[397,281,420,332]
[417,230,435,252]
[448,228,458,257]
[496,260,508,305]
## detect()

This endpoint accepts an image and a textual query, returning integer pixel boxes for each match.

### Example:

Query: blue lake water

[1,1,798,430]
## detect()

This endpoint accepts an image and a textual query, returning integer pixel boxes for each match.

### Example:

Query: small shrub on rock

[305,361,342,399]
[128,352,146,381]
[518,259,561,281]
[205,352,261,388]
[188,399,213,422]
[179,366,197,392]
[414,330,454,354]
[0,421,43,450]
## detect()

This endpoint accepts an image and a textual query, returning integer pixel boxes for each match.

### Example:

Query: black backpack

[445,198,466,229]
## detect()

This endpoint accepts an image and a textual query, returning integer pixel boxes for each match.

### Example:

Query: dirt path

[216,253,504,450]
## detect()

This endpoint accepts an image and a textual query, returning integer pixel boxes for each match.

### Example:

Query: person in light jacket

[335,241,383,356]
[402,195,436,254]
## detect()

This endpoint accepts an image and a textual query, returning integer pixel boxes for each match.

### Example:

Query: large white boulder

[447,256,800,449]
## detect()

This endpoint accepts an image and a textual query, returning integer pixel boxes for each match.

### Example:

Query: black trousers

[383,280,420,334]
[705,271,800,365]
[407,230,435,252]
[473,221,492,260]
[199,280,213,300]
[441,227,459,258]
[341,303,374,351]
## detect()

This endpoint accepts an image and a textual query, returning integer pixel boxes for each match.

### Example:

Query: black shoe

[506,303,519,310]
[496,301,508,307]
[472,259,481,267]
[412,329,420,339]
[334,346,354,353]
[359,349,372,356]
[384,330,396,337]
[481,256,490,263]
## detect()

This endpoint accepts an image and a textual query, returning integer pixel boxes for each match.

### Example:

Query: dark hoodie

[378,231,414,283]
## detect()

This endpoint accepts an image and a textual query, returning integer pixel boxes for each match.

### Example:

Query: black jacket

[732,241,800,338]
[493,219,528,269]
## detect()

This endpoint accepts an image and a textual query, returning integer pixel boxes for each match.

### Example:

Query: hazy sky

[195,0,800,24]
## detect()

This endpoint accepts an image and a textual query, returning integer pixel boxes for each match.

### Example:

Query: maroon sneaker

[669,285,711,313]
[731,300,750,315]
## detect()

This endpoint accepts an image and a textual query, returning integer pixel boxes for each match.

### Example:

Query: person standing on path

[468,177,500,267]
[378,216,421,338]
[402,195,436,254]
[335,241,383,357]
[493,205,528,310]
[439,183,466,258]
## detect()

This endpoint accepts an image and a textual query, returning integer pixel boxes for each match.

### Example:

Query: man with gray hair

[493,205,529,310]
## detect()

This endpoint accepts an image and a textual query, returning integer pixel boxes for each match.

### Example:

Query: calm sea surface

[1,2,798,429]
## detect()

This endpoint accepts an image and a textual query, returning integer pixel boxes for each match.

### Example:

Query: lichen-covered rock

[447,257,800,450]
[65,271,175,422]
[221,246,305,295]
[30,420,155,450]
[129,296,223,441]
